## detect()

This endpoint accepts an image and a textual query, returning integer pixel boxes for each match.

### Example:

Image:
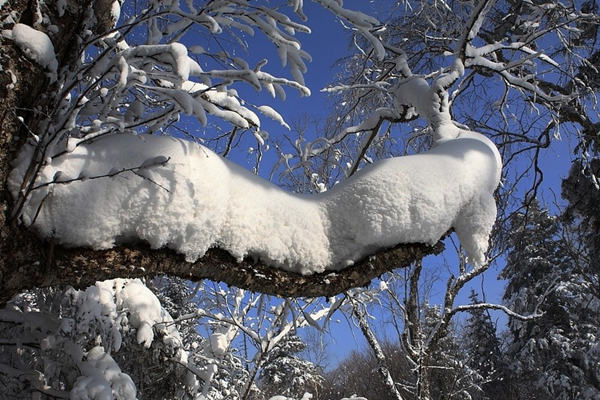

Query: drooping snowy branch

[5,0,398,157]
[313,0,386,60]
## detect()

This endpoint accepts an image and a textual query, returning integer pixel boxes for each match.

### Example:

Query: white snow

[70,346,137,400]
[70,282,123,352]
[208,332,229,357]
[10,128,501,274]
[56,0,66,17]
[67,279,184,350]
[110,0,121,25]
[62,278,195,399]
[109,279,166,348]
[393,76,459,140]
[257,105,290,130]
[9,23,58,76]
[378,280,389,291]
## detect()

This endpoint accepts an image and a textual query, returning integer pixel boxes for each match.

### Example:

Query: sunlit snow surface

[9,130,501,274]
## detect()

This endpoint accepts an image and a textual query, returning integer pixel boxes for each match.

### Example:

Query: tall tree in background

[501,201,600,399]
[462,290,505,400]
[320,301,482,400]
[320,342,414,400]
[258,332,324,399]
[562,159,600,298]
[419,305,481,400]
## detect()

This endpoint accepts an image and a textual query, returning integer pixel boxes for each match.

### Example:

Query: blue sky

[166,0,577,366]
[256,1,578,366]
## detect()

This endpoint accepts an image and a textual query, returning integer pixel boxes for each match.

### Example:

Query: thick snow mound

[9,24,58,75]
[9,130,501,274]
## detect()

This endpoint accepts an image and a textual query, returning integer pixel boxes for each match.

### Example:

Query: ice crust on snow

[9,23,58,76]
[10,129,501,274]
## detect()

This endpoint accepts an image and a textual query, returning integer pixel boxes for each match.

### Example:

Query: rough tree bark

[0,0,444,305]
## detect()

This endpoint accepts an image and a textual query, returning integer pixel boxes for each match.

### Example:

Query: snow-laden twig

[313,0,386,60]
[450,303,543,321]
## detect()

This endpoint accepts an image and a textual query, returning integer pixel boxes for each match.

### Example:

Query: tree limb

[0,231,445,305]
[0,0,448,305]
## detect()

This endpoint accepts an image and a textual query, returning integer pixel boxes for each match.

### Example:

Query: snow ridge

[9,130,501,274]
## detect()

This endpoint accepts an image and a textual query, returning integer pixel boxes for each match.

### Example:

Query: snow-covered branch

[313,0,386,60]
[450,303,543,321]
[10,128,501,275]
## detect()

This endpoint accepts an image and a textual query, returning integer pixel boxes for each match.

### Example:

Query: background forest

[0,0,599,399]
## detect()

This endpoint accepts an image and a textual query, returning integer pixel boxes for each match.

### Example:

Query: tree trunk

[0,0,445,305]
[416,355,432,400]
[0,0,85,304]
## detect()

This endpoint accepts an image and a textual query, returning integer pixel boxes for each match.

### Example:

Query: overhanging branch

[0,234,445,304]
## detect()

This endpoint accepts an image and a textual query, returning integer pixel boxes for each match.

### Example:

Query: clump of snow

[112,279,166,348]
[10,128,501,274]
[70,279,183,349]
[208,332,230,357]
[56,0,67,17]
[64,279,197,399]
[70,345,137,400]
[257,105,290,130]
[9,23,58,76]
[110,0,121,25]
[378,280,389,291]
[392,76,459,140]
[69,282,123,352]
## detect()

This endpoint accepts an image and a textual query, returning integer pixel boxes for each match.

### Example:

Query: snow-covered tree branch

[0,0,504,302]
[1,1,599,399]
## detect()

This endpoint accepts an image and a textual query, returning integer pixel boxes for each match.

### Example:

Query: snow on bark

[5,23,58,78]
[9,128,500,274]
